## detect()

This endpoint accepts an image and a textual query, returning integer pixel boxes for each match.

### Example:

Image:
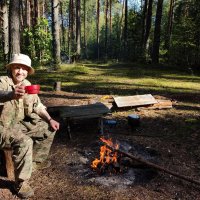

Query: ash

[67,139,159,189]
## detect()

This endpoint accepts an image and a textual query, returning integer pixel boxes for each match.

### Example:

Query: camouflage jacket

[0,76,46,128]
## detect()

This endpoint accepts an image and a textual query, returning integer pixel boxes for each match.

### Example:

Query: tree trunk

[104,0,109,59]
[68,0,71,63]
[165,0,175,51]
[141,0,148,50]
[51,0,61,68]
[25,0,31,28]
[33,0,41,60]
[109,0,112,54]
[96,0,100,60]
[19,0,24,28]
[151,0,164,64]
[60,2,66,51]
[144,0,153,57]
[120,0,125,59]
[68,0,75,63]
[123,0,128,57]
[9,0,21,57]
[34,0,39,26]
[0,0,9,62]
[24,0,33,57]
[40,0,45,17]
[30,0,34,28]
[76,0,81,58]
[83,0,87,59]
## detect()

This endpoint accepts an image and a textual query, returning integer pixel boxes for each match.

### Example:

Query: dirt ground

[0,90,200,200]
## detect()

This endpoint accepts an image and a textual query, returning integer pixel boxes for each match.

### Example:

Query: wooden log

[54,81,61,91]
[105,144,200,186]
[3,149,15,180]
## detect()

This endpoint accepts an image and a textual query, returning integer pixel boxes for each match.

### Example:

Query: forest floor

[0,89,200,200]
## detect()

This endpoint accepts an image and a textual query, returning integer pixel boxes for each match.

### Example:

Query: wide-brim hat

[6,53,34,75]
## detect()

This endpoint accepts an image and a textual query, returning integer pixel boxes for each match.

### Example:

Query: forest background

[0,0,200,70]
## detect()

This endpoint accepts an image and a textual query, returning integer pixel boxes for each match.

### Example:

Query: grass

[1,62,200,98]
[40,62,200,96]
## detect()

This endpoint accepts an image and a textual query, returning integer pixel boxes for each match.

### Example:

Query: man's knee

[12,136,33,165]
[24,137,33,147]
[13,135,33,150]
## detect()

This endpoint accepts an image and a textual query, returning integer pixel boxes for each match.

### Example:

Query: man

[0,53,60,198]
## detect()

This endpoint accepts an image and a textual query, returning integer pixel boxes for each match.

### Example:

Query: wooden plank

[137,99,173,110]
[149,99,172,109]
[48,102,110,119]
[66,114,105,120]
[113,94,157,108]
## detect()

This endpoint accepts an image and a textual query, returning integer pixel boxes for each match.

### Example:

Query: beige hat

[6,53,34,75]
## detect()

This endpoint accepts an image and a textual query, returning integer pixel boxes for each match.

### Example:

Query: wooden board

[113,94,157,108]
[136,99,173,110]
[48,102,111,120]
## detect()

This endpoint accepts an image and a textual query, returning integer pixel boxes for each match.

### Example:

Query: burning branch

[104,142,200,187]
[91,138,121,174]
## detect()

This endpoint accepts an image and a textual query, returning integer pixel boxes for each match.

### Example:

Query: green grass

[1,62,200,98]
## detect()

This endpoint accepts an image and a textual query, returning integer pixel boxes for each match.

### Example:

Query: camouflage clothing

[0,76,55,181]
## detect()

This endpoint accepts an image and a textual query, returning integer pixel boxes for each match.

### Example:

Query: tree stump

[3,149,15,180]
[54,81,61,91]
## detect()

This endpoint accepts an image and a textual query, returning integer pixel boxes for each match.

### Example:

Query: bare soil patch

[0,91,200,200]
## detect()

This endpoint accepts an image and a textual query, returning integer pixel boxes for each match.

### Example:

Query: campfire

[67,133,199,189]
[91,137,125,174]
[66,137,162,188]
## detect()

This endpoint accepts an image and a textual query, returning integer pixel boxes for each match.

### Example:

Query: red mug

[25,85,40,94]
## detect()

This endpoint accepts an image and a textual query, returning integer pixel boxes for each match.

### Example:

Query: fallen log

[105,144,200,186]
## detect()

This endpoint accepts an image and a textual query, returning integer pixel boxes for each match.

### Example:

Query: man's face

[11,65,29,84]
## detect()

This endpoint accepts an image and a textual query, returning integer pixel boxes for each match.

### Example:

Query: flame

[91,137,119,170]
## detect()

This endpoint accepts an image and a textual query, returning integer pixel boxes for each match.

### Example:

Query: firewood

[105,144,200,187]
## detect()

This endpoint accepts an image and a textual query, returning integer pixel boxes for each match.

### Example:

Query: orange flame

[91,137,119,170]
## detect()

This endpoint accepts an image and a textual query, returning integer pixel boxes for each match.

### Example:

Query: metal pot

[128,114,140,130]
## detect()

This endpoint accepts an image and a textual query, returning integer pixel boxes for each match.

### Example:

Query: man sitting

[0,53,60,198]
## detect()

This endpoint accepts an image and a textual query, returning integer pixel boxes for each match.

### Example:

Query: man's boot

[15,180,34,199]
[32,160,51,172]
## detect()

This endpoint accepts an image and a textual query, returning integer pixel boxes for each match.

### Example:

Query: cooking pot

[128,114,140,130]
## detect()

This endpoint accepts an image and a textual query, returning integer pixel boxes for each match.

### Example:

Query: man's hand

[37,109,60,131]
[49,118,60,131]
[13,85,26,99]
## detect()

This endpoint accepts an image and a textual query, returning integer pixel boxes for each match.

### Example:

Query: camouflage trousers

[0,119,56,181]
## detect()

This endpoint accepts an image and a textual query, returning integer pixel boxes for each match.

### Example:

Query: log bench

[1,148,15,180]
[47,102,111,139]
